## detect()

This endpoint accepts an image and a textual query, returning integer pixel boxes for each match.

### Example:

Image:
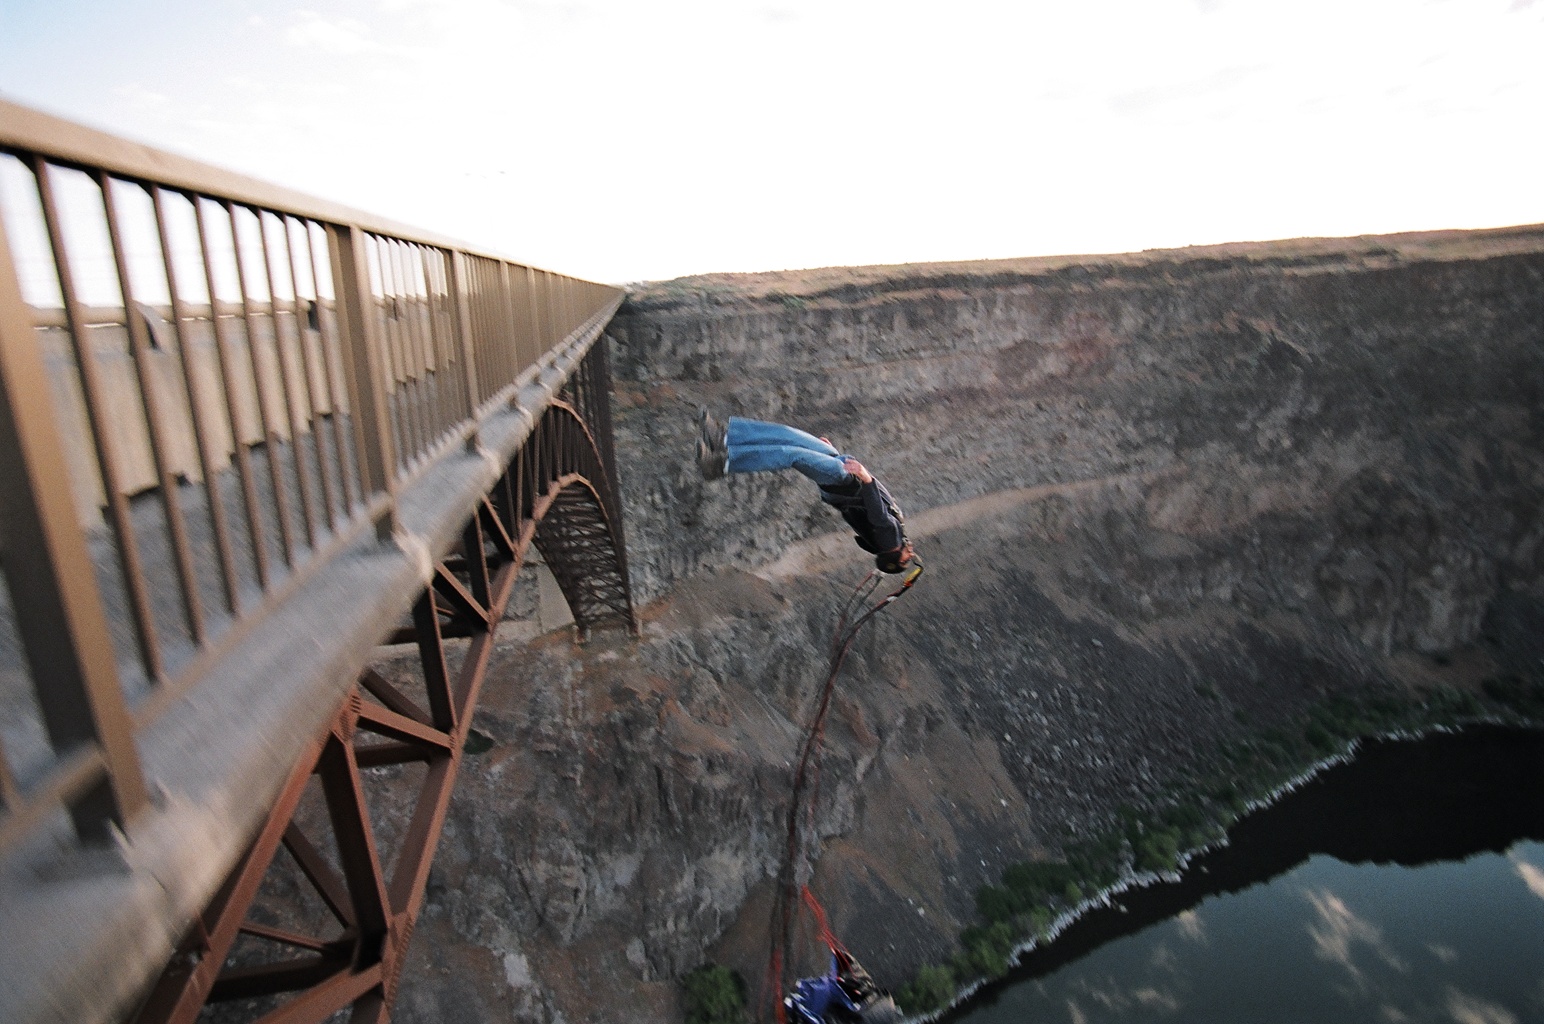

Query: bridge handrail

[0,99,623,856]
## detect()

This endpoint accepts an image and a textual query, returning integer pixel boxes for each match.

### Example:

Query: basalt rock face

[394,228,1544,1024]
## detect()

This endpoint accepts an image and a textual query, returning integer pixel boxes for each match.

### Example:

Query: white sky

[2,0,1541,284]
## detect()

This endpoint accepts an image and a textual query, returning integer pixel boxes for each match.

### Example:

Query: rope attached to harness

[765,560,924,1022]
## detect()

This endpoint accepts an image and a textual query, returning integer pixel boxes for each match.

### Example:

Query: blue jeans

[725,418,852,487]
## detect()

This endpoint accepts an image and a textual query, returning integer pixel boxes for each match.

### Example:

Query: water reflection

[1303,886,1408,994]
[949,728,1544,1024]
[1513,853,1544,900]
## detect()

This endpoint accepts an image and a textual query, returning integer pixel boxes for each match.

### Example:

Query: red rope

[802,885,847,960]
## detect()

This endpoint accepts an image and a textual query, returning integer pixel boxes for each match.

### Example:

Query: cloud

[1175,909,1208,943]
[285,11,381,55]
[1107,65,1265,117]
[374,0,590,24]
[112,82,169,110]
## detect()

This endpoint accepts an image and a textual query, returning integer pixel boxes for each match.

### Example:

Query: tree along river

[947,726,1544,1024]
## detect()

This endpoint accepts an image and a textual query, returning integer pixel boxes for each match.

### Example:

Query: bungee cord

[764,560,925,1023]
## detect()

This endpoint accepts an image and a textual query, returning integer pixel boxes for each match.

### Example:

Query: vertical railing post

[447,252,481,441]
[326,224,397,540]
[0,200,147,843]
[523,266,542,364]
[546,271,565,344]
[497,261,515,391]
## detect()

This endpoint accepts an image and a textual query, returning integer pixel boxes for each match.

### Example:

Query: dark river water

[948,727,1544,1024]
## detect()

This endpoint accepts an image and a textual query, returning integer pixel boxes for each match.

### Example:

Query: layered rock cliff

[394,226,1544,1023]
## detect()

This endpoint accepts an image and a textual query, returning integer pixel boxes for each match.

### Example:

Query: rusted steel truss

[131,376,634,1024]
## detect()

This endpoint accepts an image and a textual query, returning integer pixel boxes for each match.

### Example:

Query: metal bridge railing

[0,99,623,857]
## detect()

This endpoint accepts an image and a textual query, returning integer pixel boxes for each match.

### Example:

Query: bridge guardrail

[0,99,623,857]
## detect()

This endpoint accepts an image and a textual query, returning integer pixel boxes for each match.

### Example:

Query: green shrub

[1483,674,1544,718]
[1425,685,1482,718]
[1135,828,1180,873]
[1159,802,1207,833]
[681,964,747,1024]
[1319,697,1373,737]
[968,940,1010,979]
[1003,860,1078,905]
[1064,833,1124,888]
[897,963,956,1015]
[1362,692,1413,723]
[957,920,1017,979]
[1303,720,1338,754]
[949,950,975,984]
[975,883,1019,924]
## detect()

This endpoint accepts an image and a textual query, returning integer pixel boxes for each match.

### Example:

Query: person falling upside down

[695,410,918,575]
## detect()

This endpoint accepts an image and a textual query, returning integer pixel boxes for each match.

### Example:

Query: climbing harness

[765,560,924,1023]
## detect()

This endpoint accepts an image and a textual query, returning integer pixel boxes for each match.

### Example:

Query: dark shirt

[818,475,906,554]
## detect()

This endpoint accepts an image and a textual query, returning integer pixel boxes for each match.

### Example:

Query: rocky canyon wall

[394,227,1544,1023]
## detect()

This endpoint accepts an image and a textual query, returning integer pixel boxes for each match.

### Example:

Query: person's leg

[729,444,851,486]
[724,419,850,486]
[726,417,839,456]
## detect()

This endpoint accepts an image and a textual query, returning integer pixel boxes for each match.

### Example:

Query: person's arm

[842,460,904,552]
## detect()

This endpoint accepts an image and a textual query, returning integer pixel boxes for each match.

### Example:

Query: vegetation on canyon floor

[892,671,1544,1018]
[682,963,749,1024]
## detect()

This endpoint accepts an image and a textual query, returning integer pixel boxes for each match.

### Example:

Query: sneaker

[697,406,725,446]
[696,407,727,480]
[696,437,725,480]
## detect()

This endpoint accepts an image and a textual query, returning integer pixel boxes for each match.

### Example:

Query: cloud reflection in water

[1510,854,1544,901]
[1443,987,1518,1024]
[1303,887,1410,995]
